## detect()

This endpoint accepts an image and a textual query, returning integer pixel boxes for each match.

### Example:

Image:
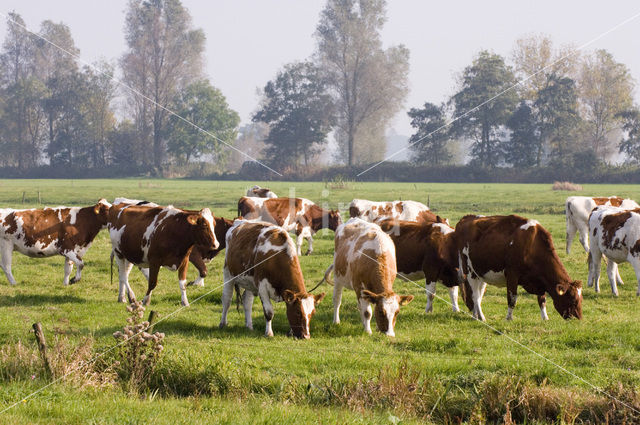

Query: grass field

[1,179,640,424]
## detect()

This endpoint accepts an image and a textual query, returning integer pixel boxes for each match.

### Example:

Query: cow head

[328,210,342,231]
[361,290,414,336]
[552,280,583,319]
[283,290,325,339]
[187,208,220,250]
[93,199,112,227]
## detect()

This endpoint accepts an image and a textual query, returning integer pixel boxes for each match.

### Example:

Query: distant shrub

[552,181,583,191]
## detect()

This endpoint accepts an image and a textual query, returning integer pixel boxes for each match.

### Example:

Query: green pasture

[1,179,640,424]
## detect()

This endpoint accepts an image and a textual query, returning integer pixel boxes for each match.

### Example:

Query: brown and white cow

[219,220,325,339]
[324,217,414,336]
[246,185,277,199]
[349,199,432,223]
[456,215,582,321]
[588,206,640,296]
[108,203,219,306]
[237,196,341,256]
[566,196,639,287]
[377,217,461,313]
[113,198,234,287]
[0,199,112,286]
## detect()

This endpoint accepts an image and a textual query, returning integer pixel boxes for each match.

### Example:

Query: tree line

[1,0,639,177]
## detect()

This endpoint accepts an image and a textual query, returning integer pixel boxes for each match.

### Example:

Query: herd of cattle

[1,185,640,339]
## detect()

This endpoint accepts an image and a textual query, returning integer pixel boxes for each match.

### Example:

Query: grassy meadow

[1,179,640,424]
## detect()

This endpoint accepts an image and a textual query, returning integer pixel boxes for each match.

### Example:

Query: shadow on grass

[0,293,86,306]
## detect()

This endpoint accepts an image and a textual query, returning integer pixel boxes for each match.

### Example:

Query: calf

[246,185,277,198]
[112,198,234,287]
[0,199,111,286]
[588,206,640,296]
[377,217,461,313]
[238,196,341,255]
[456,215,582,321]
[349,199,430,223]
[108,203,219,306]
[219,220,325,339]
[325,217,414,336]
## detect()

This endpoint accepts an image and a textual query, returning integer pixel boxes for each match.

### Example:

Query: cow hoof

[142,296,150,306]
[304,250,311,256]
[181,301,190,307]
[69,277,79,285]
[117,297,127,303]
[218,322,227,329]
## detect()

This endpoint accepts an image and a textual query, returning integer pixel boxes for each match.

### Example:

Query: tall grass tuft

[552,181,583,191]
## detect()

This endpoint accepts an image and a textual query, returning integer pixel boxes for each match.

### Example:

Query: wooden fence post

[22,191,26,204]
[32,323,53,377]
[37,191,41,204]
[147,310,158,332]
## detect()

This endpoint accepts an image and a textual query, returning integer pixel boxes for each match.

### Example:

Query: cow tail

[110,250,114,287]
[234,284,242,313]
[308,263,333,292]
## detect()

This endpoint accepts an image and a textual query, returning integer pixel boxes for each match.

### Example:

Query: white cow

[349,199,430,223]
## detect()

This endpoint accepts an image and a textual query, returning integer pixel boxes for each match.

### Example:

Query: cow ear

[314,292,326,305]
[283,289,298,305]
[94,204,101,214]
[436,215,443,223]
[399,294,414,306]
[187,215,199,225]
[361,290,381,303]
[556,284,566,296]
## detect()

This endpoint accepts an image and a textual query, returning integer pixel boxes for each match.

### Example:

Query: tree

[503,101,538,167]
[511,34,579,101]
[535,74,581,164]
[618,107,640,164]
[315,0,409,166]
[451,50,518,168]
[253,62,334,170]
[167,80,240,166]
[407,102,451,165]
[83,63,117,167]
[579,49,634,160]
[121,0,205,172]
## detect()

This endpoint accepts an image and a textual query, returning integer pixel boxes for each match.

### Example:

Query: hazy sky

[2,1,640,138]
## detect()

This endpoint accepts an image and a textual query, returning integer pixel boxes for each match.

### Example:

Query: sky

[1,0,640,142]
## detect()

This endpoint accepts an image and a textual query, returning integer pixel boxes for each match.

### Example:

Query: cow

[0,199,112,286]
[324,217,414,337]
[377,217,461,314]
[112,198,234,287]
[107,203,219,306]
[456,215,583,321]
[219,220,325,339]
[246,185,277,199]
[566,196,639,287]
[588,206,640,297]
[348,199,430,223]
[237,196,341,256]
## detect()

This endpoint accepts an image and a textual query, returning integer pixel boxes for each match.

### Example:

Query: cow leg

[0,240,17,285]
[257,283,273,336]
[66,252,84,284]
[116,257,135,303]
[425,281,436,313]
[606,260,619,297]
[142,265,160,306]
[565,217,577,254]
[577,223,590,254]
[243,290,255,331]
[63,258,73,286]
[538,295,549,320]
[449,286,460,312]
[332,283,343,324]
[187,252,207,287]
[177,258,190,307]
[468,278,486,321]
[588,248,602,292]
[614,263,624,286]
[218,268,234,328]
[138,266,150,281]
[305,234,313,256]
[505,271,518,320]
[358,297,373,334]
[295,232,304,257]
[629,256,640,296]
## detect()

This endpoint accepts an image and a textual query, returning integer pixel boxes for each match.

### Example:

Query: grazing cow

[219,220,325,339]
[588,206,640,296]
[0,199,112,286]
[246,185,277,199]
[456,215,582,321]
[566,196,639,287]
[325,217,414,336]
[377,217,461,313]
[108,203,219,306]
[112,198,234,287]
[349,199,431,223]
[237,196,341,255]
